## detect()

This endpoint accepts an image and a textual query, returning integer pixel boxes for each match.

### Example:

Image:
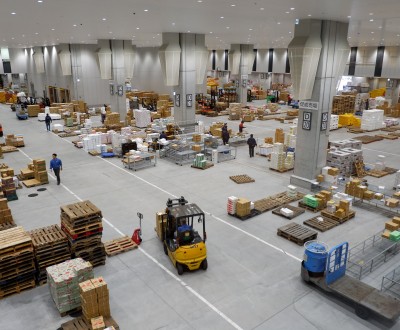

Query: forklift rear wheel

[201,259,208,270]
[355,305,370,320]
[163,243,168,255]
[176,262,184,275]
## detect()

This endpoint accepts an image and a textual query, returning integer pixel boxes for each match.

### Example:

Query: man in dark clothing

[45,114,52,131]
[159,131,167,140]
[50,153,63,185]
[247,134,257,158]
[239,120,246,133]
[222,124,230,145]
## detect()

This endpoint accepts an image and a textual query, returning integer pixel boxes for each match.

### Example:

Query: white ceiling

[0,0,400,50]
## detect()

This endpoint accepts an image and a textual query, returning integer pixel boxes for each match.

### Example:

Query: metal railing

[381,265,400,298]
[346,230,400,279]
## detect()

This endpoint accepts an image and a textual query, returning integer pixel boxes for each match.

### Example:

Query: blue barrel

[304,241,329,274]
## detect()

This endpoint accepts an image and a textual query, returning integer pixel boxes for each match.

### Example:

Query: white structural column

[289,20,349,189]
[230,44,255,103]
[110,40,127,117]
[159,33,207,125]
[70,44,84,100]
[57,44,72,76]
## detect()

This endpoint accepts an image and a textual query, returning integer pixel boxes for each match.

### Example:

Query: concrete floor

[0,102,399,330]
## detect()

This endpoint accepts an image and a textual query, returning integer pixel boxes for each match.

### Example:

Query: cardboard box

[363,190,374,200]
[192,144,202,152]
[392,217,400,225]
[382,229,391,239]
[91,316,105,330]
[316,174,324,183]
[156,212,166,239]
[327,168,339,176]
[385,221,399,231]
[385,198,400,208]
[335,209,345,218]
[393,192,400,199]
[236,198,251,217]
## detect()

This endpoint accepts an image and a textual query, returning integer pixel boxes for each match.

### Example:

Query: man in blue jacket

[50,153,63,185]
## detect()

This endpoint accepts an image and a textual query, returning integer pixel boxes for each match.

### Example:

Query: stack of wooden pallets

[0,198,15,231]
[0,227,36,299]
[28,225,71,284]
[61,201,106,267]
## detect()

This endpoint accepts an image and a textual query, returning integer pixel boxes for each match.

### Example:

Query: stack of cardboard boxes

[325,199,351,219]
[27,105,42,117]
[104,113,121,127]
[274,129,284,144]
[382,217,400,241]
[5,134,24,147]
[155,212,166,240]
[0,198,15,229]
[32,159,48,185]
[361,109,385,130]
[79,277,111,326]
[228,103,242,120]
[236,198,251,217]
[345,179,375,200]
[332,95,356,114]
[2,177,17,201]
[270,143,286,171]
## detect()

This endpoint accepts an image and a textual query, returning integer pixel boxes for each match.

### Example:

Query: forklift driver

[177,219,194,245]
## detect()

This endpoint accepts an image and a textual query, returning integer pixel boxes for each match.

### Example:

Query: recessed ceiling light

[209,31,213,34]
[37,0,43,2]
[144,9,148,12]
[197,0,202,2]
[308,14,312,17]
[157,33,160,36]
[277,22,281,24]
[51,28,55,31]
[249,28,253,31]
[289,31,292,34]
[11,12,16,15]
[347,16,351,18]
[22,34,25,37]
[369,19,374,22]
[187,30,190,33]
[73,24,77,27]
[226,26,230,29]
[369,13,373,15]
[35,32,39,35]
[285,11,289,14]
[220,16,224,19]
[260,8,264,10]
[109,31,112,34]
[371,32,374,34]
[102,18,106,21]
[132,36,136,38]
[172,22,175,25]
[290,7,295,10]
[136,27,140,29]
[378,26,382,29]
[231,4,236,7]
[11,38,14,40]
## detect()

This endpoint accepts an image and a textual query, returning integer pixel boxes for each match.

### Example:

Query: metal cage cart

[122,152,157,171]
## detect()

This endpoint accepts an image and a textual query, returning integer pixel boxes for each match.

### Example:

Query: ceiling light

[397,34,400,37]
[308,14,312,17]
[260,8,264,10]
[73,24,77,27]
[153,37,155,39]
[226,26,230,29]
[172,22,175,25]
[289,31,292,34]
[109,31,112,34]
[348,37,351,39]
[369,13,373,15]
[37,0,43,2]
[290,7,295,10]
[51,28,55,31]
[369,19,374,22]
[187,30,190,33]
[136,27,140,29]
[209,31,213,34]
[277,22,281,25]
[231,4,236,7]
[371,31,374,34]
[35,32,39,35]
[11,12,16,15]
[144,9,148,12]
[378,26,382,29]
[220,16,224,19]
[197,0,202,2]
[347,16,351,18]
[102,18,106,21]
[11,38,14,40]
[285,11,289,14]
[249,28,253,31]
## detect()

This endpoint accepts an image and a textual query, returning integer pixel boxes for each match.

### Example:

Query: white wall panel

[354,47,376,77]
[273,48,287,73]
[256,49,269,72]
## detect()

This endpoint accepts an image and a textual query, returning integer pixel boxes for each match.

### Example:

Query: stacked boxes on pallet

[1,177,18,201]
[270,143,286,171]
[361,109,384,130]
[284,126,297,149]
[193,154,206,168]
[332,95,356,114]
[5,134,25,147]
[32,159,49,184]
[274,129,284,144]
[79,277,111,323]
[47,258,93,314]
[227,196,238,215]
[28,225,71,284]
[0,198,15,230]
[61,201,106,267]
[0,227,36,299]
[326,150,352,177]
[382,217,400,240]
[330,114,339,130]
[236,198,251,217]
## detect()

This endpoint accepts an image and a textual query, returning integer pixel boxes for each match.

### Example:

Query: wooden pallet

[59,306,82,317]
[60,316,120,330]
[381,126,400,132]
[68,235,102,252]
[191,163,214,170]
[277,223,317,245]
[254,192,304,213]
[22,179,48,188]
[61,222,103,240]
[384,167,399,175]
[60,201,102,223]
[272,204,305,219]
[0,227,32,256]
[229,174,255,184]
[366,169,389,178]
[0,278,35,299]
[297,201,325,213]
[303,215,340,232]
[353,135,383,144]
[0,221,16,231]
[28,225,68,248]
[61,220,103,235]
[228,209,261,221]
[320,209,356,224]
[269,167,294,173]
[104,236,138,256]
[375,134,398,140]
[88,150,101,156]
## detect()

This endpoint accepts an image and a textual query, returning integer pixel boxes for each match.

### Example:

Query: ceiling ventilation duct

[33,47,45,73]
[229,44,241,75]
[123,41,136,79]
[57,44,72,76]
[195,34,209,85]
[159,33,181,86]
[97,40,112,80]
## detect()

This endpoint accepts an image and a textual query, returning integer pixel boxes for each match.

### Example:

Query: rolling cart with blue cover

[101,152,115,158]
[301,241,400,321]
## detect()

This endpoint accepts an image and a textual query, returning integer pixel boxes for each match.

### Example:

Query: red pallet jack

[131,212,143,245]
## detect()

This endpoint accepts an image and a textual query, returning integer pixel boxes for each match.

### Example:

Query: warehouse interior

[0,1,400,330]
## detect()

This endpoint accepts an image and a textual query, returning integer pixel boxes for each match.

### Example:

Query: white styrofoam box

[45,106,50,114]
[288,185,297,191]
[38,113,46,121]
[50,114,61,120]
[53,123,64,132]
[273,143,284,153]
[289,125,297,135]
[322,166,332,175]
[250,202,254,210]
[134,109,151,128]
[280,208,294,217]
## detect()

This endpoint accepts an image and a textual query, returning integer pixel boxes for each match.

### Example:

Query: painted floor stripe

[17,146,242,330]
[363,147,400,157]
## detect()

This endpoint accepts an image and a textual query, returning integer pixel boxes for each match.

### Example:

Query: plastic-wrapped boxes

[361,109,384,130]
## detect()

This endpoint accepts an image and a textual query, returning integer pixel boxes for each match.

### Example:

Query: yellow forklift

[156,197,207,275]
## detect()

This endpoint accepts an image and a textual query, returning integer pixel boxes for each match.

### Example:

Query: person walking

[239,120,246,133]
[221,123,230,145]
[247,134,257,158]
[50,153,63,185]
[45,113,52,131]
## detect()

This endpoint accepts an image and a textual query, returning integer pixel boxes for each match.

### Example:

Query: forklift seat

[177,226,194,245]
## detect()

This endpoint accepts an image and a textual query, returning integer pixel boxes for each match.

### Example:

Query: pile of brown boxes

[210,123,224,137]
[5,134,24,147]
[33,159,49,185]
[228,103,242,120]
[382,217,400,239]
[0,198,15,230]
[192,134,202,143]
[79,277,111,324]
[264,137,273,144]
[72,100,87,113]
[275,129,284,144]
[191,144,202,152]
[345,179,375,200]
[236,198,251,217]
[104,113,121,126]
[313,190,332,209]
[2,177,17,201]
[0,165,14,178]
[61,201,106,267]
[155,212,166,240]
[332,95,356,114]
[27,105,42,117]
